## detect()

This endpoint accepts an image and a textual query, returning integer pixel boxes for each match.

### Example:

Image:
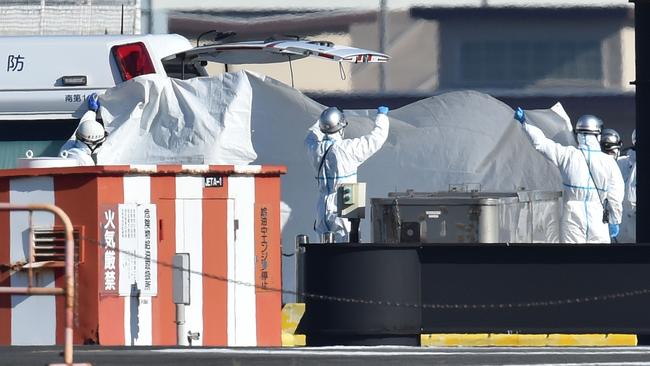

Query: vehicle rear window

[162,59,207,80]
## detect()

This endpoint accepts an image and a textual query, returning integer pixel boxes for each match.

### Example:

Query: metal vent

[32,227,83,264]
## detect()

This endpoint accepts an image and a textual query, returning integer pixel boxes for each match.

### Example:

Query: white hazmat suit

[522,123,624,243]
[617,149,636,242]
[59,110,101,166]
[62,141,95,166]
[305,112,389,242]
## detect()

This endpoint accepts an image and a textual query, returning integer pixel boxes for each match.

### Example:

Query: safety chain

[75,235,650,310]
[0,261,27,272]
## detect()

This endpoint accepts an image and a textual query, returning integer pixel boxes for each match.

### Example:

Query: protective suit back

[305,112,389,242]
[523,124,624,243]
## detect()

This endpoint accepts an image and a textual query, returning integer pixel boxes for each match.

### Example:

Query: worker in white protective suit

[616,129,636,243]
[305,106,390,242]
[514,108,624,243]
[59,93,107,166]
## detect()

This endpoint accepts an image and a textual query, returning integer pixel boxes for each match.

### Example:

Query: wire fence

[0,0,140,35]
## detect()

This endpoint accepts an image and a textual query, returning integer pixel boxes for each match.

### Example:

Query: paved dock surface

[4,345,650,366]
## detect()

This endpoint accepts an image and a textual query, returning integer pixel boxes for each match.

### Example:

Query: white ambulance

[0,34,388,168]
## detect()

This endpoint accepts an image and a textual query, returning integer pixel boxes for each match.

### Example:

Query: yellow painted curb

[281,303,306,347]
[547,334,607,346]
[421,333,491,347]
[605,334,638,346]
[421,333,637,347]
[282,332,306,347]
[279,302,637,348]
[516,334,550,346]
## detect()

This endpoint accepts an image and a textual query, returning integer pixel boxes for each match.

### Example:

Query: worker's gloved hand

[87,93,100,112]
[609,223,620,239]
[514,107,526,124]
[377,106,389,115]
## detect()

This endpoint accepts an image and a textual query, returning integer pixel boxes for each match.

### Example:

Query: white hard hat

[75,119,106,146]
[575,115,603,135]
[318,107,348,134]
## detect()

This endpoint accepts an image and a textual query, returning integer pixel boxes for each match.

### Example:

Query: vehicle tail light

[111,42,156,81]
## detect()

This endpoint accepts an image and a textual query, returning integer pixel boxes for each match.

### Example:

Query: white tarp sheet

[96,71,575,301]
[245,73,573,240]
[96,71,574,241]
[97,72,256,165]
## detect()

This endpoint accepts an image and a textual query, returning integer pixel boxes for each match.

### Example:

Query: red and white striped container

[0,164,285,346]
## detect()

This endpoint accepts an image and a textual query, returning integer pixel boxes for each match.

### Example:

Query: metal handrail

[0,203,76,365]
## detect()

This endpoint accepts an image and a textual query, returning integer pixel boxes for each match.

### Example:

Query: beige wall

[603,26,636,90]
[204,14,634,95]
[621,26,636,92]
[350,11,440,93]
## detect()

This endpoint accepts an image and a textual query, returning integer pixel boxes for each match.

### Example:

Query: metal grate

[32,227,83,264]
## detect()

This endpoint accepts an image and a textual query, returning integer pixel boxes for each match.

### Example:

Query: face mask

[574,133,584,145]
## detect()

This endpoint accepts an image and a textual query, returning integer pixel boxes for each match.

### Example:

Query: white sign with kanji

[118,203,157,296]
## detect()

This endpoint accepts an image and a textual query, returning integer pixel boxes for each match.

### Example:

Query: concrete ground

[4,345,650,366]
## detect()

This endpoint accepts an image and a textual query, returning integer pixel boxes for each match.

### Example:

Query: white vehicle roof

[0,34,192,119]
[2,34,191,90]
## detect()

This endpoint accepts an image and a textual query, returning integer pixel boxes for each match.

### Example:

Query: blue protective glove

[514,107,526,124]
[377,106,389,115]
[609,223,620,239]
[87,92,100,112]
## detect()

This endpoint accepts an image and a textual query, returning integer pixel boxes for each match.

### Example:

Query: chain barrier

[9,234,649,311]
[88,235,650,309]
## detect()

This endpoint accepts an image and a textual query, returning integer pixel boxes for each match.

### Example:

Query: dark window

[0,119,77,141]
[162,59,208,80]
[459,40,602,87]
[0,119,75,169]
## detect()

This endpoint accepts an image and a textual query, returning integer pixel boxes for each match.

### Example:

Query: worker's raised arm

[305,120,324,142]
[339,106,390,164]
[514,107,570,168]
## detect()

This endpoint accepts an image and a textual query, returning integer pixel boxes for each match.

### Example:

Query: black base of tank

[297,243,650,346]
[297,245,422,346]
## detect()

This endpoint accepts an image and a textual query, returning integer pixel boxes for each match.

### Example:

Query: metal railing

[0,203,76,365]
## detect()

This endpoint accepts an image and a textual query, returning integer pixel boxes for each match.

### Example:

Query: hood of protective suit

[576,133,601,150]
[323,130,344,142]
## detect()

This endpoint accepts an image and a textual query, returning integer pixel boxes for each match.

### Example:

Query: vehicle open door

[165,38,390,65]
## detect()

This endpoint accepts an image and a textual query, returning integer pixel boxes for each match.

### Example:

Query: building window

[460,41,602,86]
